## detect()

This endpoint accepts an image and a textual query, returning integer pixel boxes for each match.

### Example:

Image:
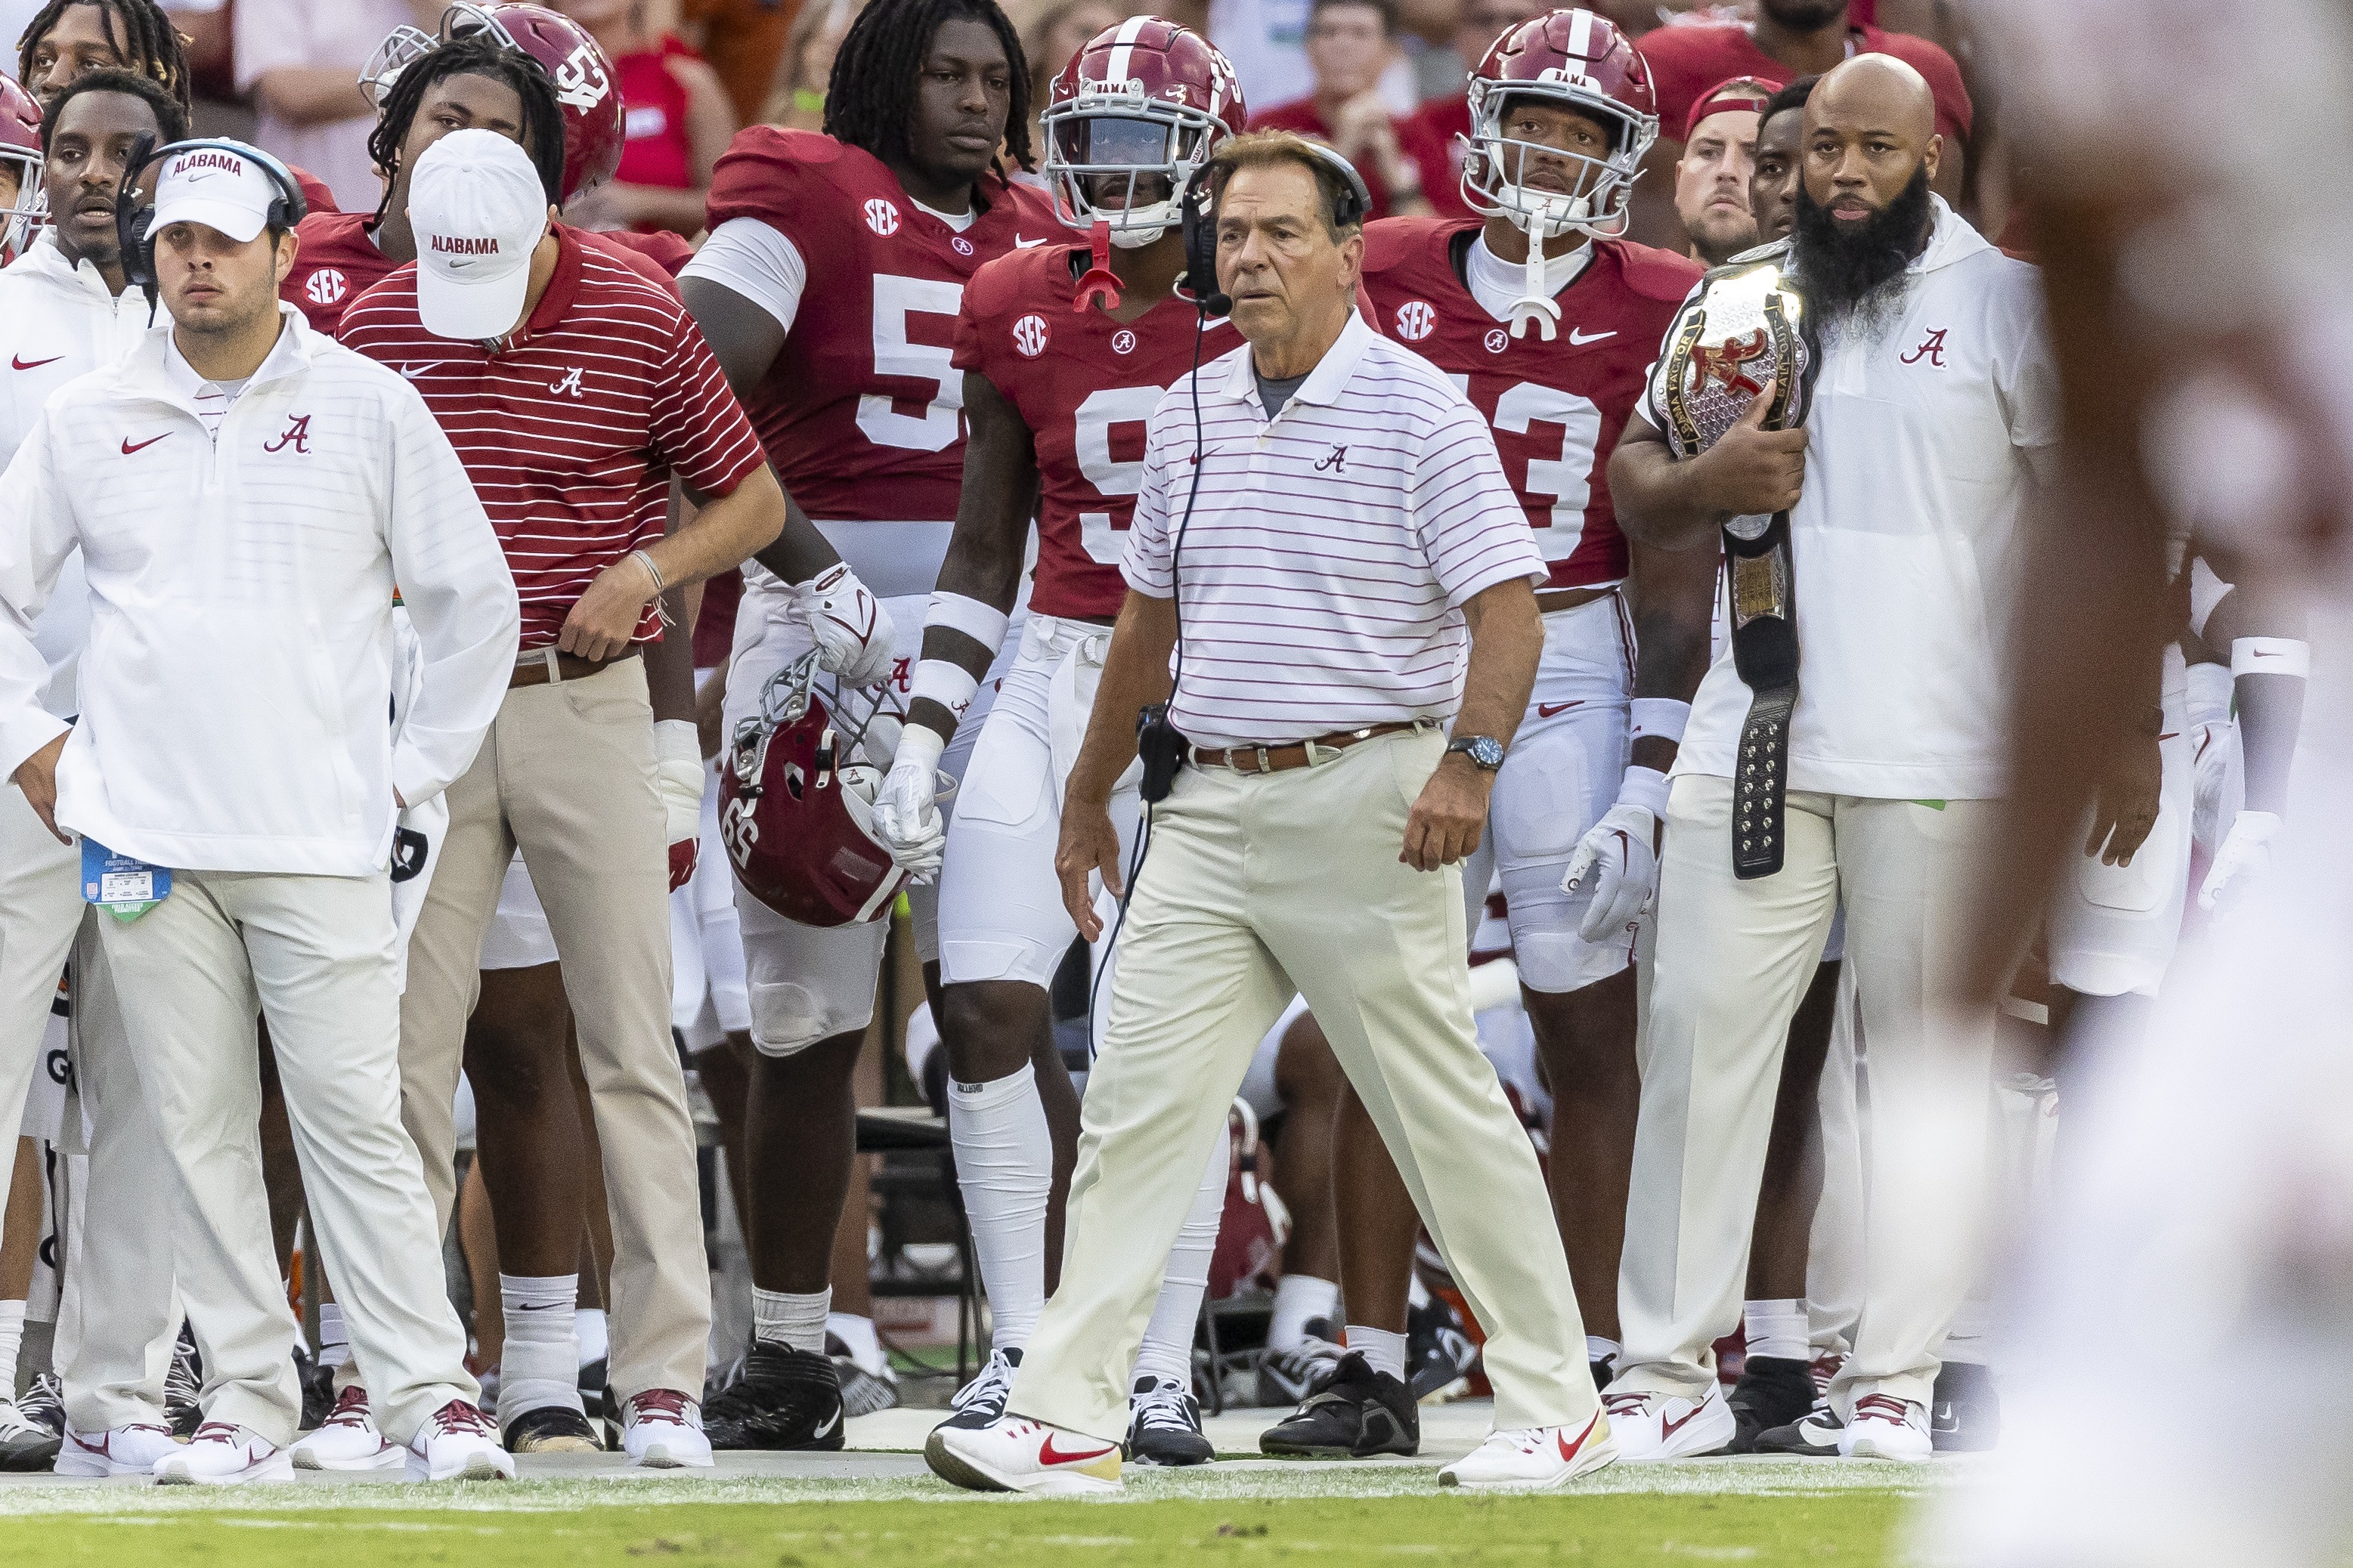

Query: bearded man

[1595,54,2058,1464]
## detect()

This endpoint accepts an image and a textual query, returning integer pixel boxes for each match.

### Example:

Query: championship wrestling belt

[1649,245,1819,879]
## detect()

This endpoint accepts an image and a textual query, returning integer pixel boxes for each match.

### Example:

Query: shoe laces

[1481,1427,1546,1456]
[1853,1393,1917,1427]
[191,1421,247,1446]
[950,1351,1017,1413]
[1602,1390,1652,1418]
[324,1385,373,1428]
[428,1400,496,1439]
[1131,1378,1197,1431]
[629,1388,693,1427]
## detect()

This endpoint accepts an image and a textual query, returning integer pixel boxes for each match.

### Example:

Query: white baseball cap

[146,141,284,244]
[409,129,550,340]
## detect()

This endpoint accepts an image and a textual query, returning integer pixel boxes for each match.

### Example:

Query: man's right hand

[1692,379,1809,521]
[11,732,70,843]
[1056,795,1125,941]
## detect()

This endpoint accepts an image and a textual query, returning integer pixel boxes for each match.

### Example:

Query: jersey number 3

[1452,375,1602,562]
[860,274,965,452]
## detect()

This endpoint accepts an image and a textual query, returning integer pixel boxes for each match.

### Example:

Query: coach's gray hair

[1207,131,1362,242]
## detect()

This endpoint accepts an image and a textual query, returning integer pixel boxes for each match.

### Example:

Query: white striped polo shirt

[1121,311,1545,750]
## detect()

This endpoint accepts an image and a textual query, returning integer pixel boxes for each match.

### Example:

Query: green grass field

[0,1491,1907,1566]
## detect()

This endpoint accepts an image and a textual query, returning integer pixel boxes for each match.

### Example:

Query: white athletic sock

[1134,1134,1226,1388]
[499,1274,584,1418]
[1268,1273,1339,1351]
[826,1312,883,1375]
[0,1300,23,1399]
[1406,1271,1432,1310]
[948,1069,1054,1353]
[1345,1325,1407,1384]
[575,1306,609,1368]
[1743,1298,1810,1363]
[1586,1335,1621,1367]
[754,1287,830,1355]
[316,1301,350,1371]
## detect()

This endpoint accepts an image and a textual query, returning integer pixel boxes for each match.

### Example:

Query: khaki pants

[1008,729,1595,1441]
[1616,775,1995,1415]
[101,869,474,1446]
[398,658,710,1402]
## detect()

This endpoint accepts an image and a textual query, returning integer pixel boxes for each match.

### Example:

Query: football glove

[790,564,897,690]
[653,719,704,891]
[872,723,949,883]
[1562,765,1670,943]
[2197,809,2281,914]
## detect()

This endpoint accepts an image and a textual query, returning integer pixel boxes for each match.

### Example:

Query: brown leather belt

[509,645,640,690]
[1188,719,1435,775]
[1534,583,1618,616]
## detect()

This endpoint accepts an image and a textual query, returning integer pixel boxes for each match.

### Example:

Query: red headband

[1685,76,1776,143]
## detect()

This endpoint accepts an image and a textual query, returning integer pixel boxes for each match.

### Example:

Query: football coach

[927,130,1612,1497]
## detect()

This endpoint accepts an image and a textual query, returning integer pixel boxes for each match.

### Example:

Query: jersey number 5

[1453,375,1602,562]
[1072,385,1162,564]
[860,274,966,452]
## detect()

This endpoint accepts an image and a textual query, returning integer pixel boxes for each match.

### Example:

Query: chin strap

[1074,218,1122,313]
[1506,197,1589,341]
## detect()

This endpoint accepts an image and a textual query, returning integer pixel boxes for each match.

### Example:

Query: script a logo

[263,414,311,454]
[1011,314,1049,358]
[553,42,612,111]
[1394,300,1436,342]
[1900,326,1948,368]
[863,198,901,237]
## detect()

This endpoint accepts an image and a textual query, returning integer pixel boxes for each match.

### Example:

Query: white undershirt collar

[1465,233,1592,325]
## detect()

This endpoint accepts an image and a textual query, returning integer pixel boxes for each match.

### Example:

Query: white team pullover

[0,303,521,876]
[0,233,159,721]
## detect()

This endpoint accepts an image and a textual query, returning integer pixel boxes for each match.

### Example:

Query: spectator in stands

[556,0,737,237]
[1017,0,1117,162]
[756,0,859,128]
[1671,76,1770,265]
[1398,0,1538,221]
[1248,0,1436,221]
[683,0,790,128]
[234,0,431,213]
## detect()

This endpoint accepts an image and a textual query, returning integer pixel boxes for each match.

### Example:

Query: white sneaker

[53,1422,180,1477]
[925,1415,1123,1495]
[292,1385,404,1471]
[1602,1381,1736,1461]
[1838,1393,1932,1461]
[620,1389,714,1468]
[1438,1409,1616,1490]
[154,1423,294,1485]
[404,1399,515,1481]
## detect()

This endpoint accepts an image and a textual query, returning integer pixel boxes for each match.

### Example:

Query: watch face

[1457,736,1504,769]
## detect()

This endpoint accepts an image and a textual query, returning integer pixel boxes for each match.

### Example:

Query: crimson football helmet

[1461,8,1658,240]
[1042,17,1244,246]
[360,4,624,201]
[718,654,915,928]
[0,78,44,259]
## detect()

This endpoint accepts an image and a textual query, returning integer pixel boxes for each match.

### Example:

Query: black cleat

[0,1396,58,1471]
[702,1343,847,1451]
[1125,1375,1214,1466]
[1406,1297,1477,1401]
[933,1347,1020,1434]
[1728,1355,1818,1453]
[1754,1403,1843,1456]
[1930,1360,2001,1452]
[825,1331,899,1416]
[1259,1352,1419,1459]
[17,1373,61,1441]
[1253,1316,1344,1409]
[503,1403,605,1453]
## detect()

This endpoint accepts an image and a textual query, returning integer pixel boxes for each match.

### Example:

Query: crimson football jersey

[1637,23,1972,147]
[952,243,1244,620]
[1361,218,1701,589]
[284,214,692,336]
[703,128,1059,525]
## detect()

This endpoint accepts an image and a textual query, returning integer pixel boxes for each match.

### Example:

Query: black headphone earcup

[1181,180,1229,317]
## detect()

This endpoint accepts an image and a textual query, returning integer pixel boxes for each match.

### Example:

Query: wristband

[1615,763,1672,818]
[1629,698,1690,745]
[630,549,666,595]
[2231,636,2310,679]
[926,590,1011,652]
[892,721,945,775]
[909,657,980,716]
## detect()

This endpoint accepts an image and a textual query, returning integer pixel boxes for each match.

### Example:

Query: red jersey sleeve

[704,124,830,240]
[650,302,768,499]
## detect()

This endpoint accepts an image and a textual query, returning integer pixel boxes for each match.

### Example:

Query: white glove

[2197,809,2281,913]
[1562,765,1670,943]
[872,723,948,882]
[654,719,704,889]
[791,564,897,689]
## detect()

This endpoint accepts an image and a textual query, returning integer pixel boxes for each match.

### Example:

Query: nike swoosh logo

[120,434,170,454]
[515,1301,565,1310]
[11,354,62,371]
[1556,1412,1600,1463]
[1537,701,1583,717]
[1013,234,1048,249]
[401,363,442,381]
[1567,328,1615,346]
[1037,1433,1113,1464]
[1659,1405,1702,1440]
[812,1406,841,1439]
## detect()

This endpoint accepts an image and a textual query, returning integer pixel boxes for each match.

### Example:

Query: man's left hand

[2086,728,2163,866]
[1402,755,1490,871]
[560,555,657,663]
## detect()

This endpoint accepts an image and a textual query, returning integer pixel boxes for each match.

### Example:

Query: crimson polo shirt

[339,227,766,650]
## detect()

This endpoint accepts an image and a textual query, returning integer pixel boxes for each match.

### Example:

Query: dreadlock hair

[39,65,185,150]
[822,0,1033,192]
[366,32,568,226]
[16,0,191,114]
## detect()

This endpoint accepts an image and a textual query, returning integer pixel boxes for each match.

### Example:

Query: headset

[1177,138,1370,317]
[116,136,309,321]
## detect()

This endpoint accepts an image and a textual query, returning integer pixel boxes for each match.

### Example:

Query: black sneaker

[1253,1316,1344,1409]
[1728,1355,1817,1454]
[933,1347,1019,1433]
[1589,1354,1616,1396]
[17,1373,62,1440]
[1125,1375,1212,1467]
[702,1342,846,1451]
[503,1403,604,1453]
[1259,1352,1419,1459]
[291,1345,329,1437]
[825,1331,899,1417]
[1405,1297,1477,1401]
[578,1356,609,1422]
[1754,1402,1842,1456]
[1930,1360,2000,1452]
[0,1394,58,1471]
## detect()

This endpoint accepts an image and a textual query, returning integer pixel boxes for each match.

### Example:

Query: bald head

[1801,52,1940,224]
